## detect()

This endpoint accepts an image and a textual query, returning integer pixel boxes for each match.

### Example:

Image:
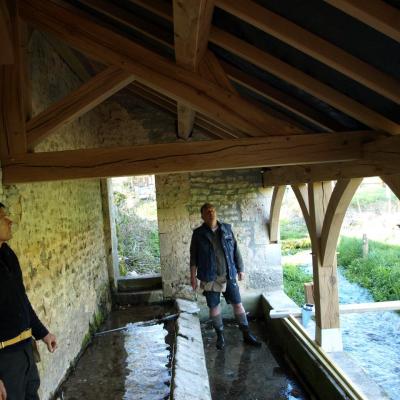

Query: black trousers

[0,342,40,400]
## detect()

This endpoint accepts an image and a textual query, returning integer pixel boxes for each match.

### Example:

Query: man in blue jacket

[0,203,57,400]
[190,203,261,350]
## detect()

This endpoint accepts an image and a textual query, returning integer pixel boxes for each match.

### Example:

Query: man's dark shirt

[0,243,48,352]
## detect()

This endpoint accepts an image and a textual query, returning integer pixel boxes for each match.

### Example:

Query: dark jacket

[0,243,48,352]
[190,222,244,282]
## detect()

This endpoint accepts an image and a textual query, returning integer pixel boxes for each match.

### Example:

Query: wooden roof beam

[325,0,400,43]
[173,0,215,139]
[2,131,375,183]
[0,0,14,64]
[0,0,27,157]
[222,61,344,132]
[20,0,302,138]
[263,160,400,186]
[217,0,400,104]
[27,66,135,148]
[210,28,400,135]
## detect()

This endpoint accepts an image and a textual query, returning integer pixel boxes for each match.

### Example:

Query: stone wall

[156,170,283,302]
[1,31,193,399]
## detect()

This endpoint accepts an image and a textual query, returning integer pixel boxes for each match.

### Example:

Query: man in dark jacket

[190,203,261,350]
[0,203,57,400]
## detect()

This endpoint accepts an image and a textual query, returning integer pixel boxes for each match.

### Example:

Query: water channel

[285,251,400,400]
[57,304,175,400]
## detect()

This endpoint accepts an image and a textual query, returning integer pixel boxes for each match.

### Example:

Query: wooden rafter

[210,28,400,135]
[268,185,286,243]
[199,52,236,93]
[129,0,400,134]
[79,0,174,50]
[2,131,375,183]
[222,61,344,132]
[20,0,304,139]
[128,82,245,139]
[217,0,400,104]
[291,184,312,234]
[320,178,362,266]
[0,0,27,157]
[262,159,400,186]
[173,0,215,139]
[27,66,135,148]
[325,0,400,43]
[0,0,14,64]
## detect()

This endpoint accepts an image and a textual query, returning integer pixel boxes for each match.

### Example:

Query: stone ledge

[173,299,211,400]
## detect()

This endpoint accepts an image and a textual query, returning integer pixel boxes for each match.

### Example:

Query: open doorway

[111,175,160,277]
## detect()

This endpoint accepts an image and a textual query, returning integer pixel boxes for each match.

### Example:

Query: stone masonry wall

[156,169,283,301]
[1,30,197,398]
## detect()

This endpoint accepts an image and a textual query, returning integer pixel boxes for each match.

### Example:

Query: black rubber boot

[240,325,261,347]
[215,327,225,350]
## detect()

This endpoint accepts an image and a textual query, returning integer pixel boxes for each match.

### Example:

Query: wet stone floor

[57,304,175,400]
[202,319,309,400]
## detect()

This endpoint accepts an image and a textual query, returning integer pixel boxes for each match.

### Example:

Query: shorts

[204,279,242,308]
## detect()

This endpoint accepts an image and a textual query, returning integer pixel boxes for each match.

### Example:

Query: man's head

[0,203,13,245]
[201,203,217,228]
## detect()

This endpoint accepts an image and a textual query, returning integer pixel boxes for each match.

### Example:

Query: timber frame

[1,0,400,352]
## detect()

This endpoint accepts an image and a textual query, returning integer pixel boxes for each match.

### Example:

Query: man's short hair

[0,203,5,209]
[200,203,215,214]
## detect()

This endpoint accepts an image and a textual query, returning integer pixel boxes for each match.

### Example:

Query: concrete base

[316,327,343,352]
[173,299,211,400]
[113,289,164,306]
[262,290,390,400]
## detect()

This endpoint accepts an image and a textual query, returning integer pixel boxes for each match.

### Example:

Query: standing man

[0,203,57,400]
[190,203,261,350]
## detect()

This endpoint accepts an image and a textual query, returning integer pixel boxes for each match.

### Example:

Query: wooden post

[304,282,315,304]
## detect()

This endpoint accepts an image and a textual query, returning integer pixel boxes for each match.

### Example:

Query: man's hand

[0,379,7,400]
[42,332,57,353]
[238,272,245,281]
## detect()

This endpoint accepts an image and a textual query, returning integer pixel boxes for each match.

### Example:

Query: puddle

[57,304,175,400]
[201,319,309,400]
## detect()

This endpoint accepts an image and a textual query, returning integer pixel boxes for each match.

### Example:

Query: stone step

[113,289,164,306]
[117,274,162,293]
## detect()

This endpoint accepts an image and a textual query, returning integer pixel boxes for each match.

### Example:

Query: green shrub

[281,238,311,255]
[338,236,400,302]
[114,191,160,275]
[283,264,313,306]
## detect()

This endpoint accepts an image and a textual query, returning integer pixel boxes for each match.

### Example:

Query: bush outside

[113,177,160,276]
[283,264,312,306]
[338,236,400,302]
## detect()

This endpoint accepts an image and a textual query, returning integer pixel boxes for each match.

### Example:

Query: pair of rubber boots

[215,325,261,349]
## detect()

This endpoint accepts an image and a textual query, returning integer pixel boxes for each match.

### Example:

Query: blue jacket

[190,222,244,282]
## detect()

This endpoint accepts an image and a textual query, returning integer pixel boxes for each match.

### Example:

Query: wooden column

[308,181,342,351]
[268,185,286,243]
[0,0,27,158]
[293,179,361,351]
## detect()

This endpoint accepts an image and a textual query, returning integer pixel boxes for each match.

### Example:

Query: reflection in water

[123,323,171,400]
[202,320,309,400]
[338,268,400,400]
[59,306,174,400]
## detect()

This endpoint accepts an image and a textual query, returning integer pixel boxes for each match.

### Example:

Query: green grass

[338,236,400,302]
[283,264,313,306]
[280,217,308,240]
